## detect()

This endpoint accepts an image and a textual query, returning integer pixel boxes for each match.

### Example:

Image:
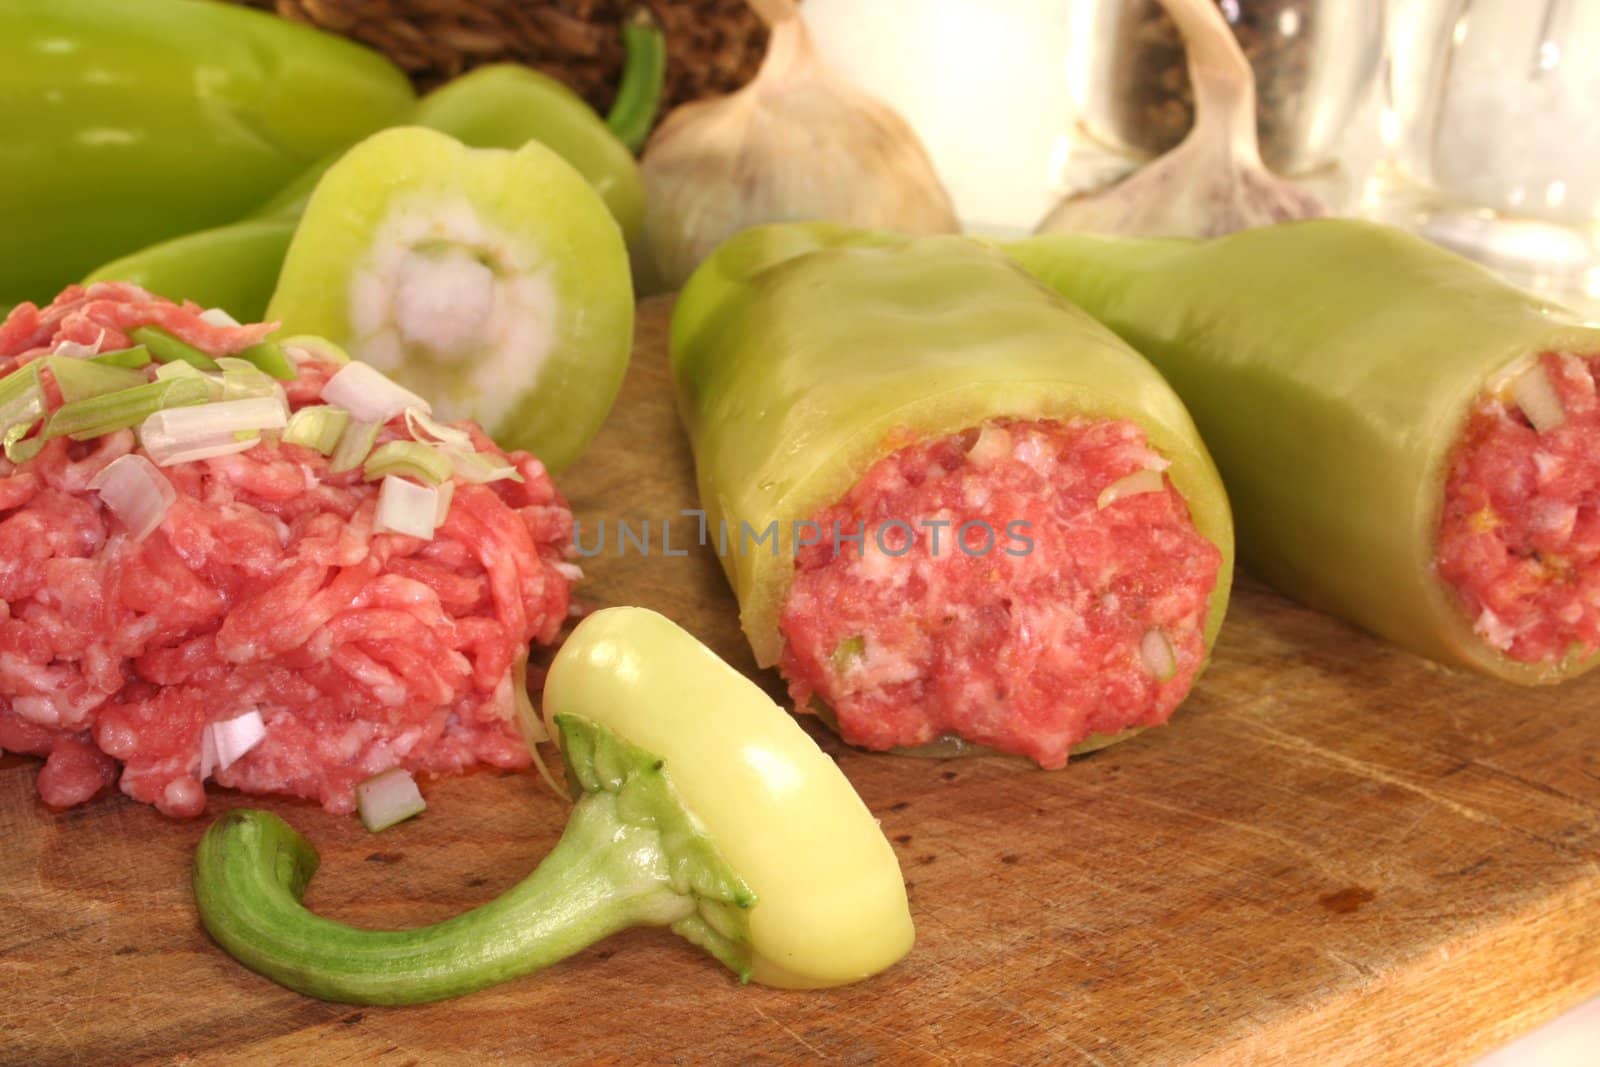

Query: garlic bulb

[1036,0,1323,238]
[640,0,958,290]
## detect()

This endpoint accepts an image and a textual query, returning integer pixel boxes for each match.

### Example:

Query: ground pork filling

[778,417,1223,769]
[0,283,575,816]
[1438,351,1600,663]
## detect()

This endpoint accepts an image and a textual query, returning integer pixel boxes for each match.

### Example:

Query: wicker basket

[231,0,769,116]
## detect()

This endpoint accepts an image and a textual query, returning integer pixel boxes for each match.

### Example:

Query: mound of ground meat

[1438,351,1600,663]
[779,417,1222,768]
[0,283,574,816]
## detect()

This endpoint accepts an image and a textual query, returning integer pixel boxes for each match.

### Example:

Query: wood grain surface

[4,297,1600,1066]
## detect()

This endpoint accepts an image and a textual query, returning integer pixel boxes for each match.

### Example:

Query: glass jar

[1374,0,1600,312]
[1069,0,1384,176]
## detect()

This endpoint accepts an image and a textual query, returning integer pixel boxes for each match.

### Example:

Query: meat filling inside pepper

[778,417,1223,767]
[1438,351,1600,663]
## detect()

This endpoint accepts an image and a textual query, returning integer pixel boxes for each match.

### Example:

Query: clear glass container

[1374,0,1600,312]
[1069,0,1384,176]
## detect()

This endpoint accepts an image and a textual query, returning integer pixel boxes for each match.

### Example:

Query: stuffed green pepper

[1008,219,1600,683]
[671,224,1234,767]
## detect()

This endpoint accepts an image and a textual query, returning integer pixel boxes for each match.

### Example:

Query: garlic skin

[640,0,958,291]
[1036,0,1323,239]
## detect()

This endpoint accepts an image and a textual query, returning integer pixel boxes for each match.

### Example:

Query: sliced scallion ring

[0,362,46,444]
[237,341,296,381]
[404,407,473,450]
[448,448,524,484]
[328,418,381,474]
[128,326,220,371]
[321,361,429,423]
[45,356,148,404]
[283,405,351,456]
[278,335,351,367]
[46,376,210,441]
[363,440,452,485]
[374,475,441,539]
[89,346,153,369]
[215,358,280,401]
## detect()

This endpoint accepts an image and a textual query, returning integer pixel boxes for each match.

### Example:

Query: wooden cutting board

[5,297,1600,1066]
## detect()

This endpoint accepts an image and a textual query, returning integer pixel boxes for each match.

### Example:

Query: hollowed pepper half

[192,607,913,1003]
[1008,220,1600,682]
[670,224,1234,765]
[85,54,658,324]
[263,126,634,472]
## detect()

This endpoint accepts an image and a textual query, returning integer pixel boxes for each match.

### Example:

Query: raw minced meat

[1438,351,1600,663]
[0,283,574,816]
[778,417,1223,768]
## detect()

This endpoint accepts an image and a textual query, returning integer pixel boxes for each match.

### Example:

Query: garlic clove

[1036,0,1323,239]
[640,0,958,291]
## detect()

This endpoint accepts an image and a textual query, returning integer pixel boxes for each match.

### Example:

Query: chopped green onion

[143,430,260,467]
[356,767,426,832]
[363,441,452,485]
[215,358,279,401]
[154,360,203,381]
[45,377,210,441]
[1140,629,1177,682]
[328,418,381,474]
[832,635,866,672]
[154,360,224,400]
[5,429,46,464]
[45,356,147,404]
[374,475,441,540]
[128,326,219,371]
[236,341,296,381]
[404,407,473,450]
[278,334,350,366]
[51,339,101,360]
[88,454,176,540]
[89,346,152,369]
[0,362,45,443]
[199,307,243,329]
[1096,469,1167,510]
[511,653,547,745]
[283,405,350,456]
[448,448,524,484]
[322,362,429,423]
[1512,361,1565,433]
[141,396,287,442]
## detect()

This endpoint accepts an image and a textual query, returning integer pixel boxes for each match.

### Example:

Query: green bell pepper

[1,0,414,306]
[192,607,913,1002]
[671,223,1235,734]
[85,54,657,322]
[1007,219,1600,683]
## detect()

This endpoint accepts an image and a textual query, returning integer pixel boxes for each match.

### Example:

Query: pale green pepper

[1,0,414,305]
[1007,220,1600,683]
[671,224,1235,722]
[192,607,914,1003]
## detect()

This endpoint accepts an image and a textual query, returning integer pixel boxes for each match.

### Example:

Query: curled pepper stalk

[607,6,669,153]
[192,608,914,1003]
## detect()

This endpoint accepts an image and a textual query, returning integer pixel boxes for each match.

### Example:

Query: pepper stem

[606,6,667,153]
[192,716,756,1005]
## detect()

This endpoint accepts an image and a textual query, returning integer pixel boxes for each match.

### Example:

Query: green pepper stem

[193,716,755,1005]
[606,7,666,153]
[194,796,693,1005]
